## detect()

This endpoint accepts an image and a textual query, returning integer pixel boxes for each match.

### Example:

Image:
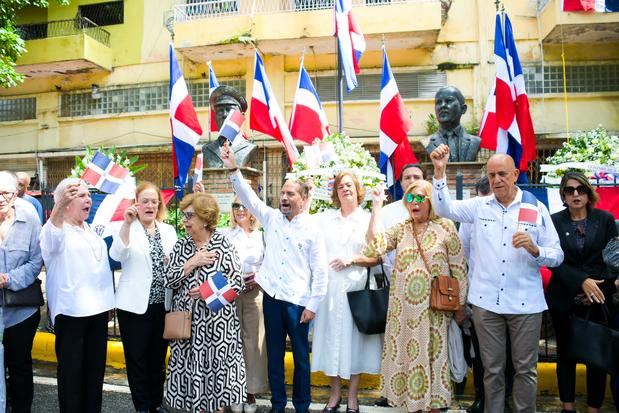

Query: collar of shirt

[438,125,464,139]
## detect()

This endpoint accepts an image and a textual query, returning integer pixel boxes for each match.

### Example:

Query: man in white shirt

[430,145,563,413]
[221,143,328,413]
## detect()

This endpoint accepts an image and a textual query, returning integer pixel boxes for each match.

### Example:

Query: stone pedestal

[444,162,486,199]
[202,167,261,212]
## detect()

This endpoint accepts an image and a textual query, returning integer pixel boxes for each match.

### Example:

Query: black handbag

[346,261,389,335]
[567,303,619,375]
[3,279,44,307]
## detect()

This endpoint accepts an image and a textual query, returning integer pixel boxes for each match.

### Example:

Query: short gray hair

[0,171,18,191]
[54,178,88,203]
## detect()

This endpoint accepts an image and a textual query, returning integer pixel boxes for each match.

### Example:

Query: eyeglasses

[182,211,196,220]
[405,193,428,204]
[231,203,246,211]
[138,199,159,206]
[564,185,588,196]
[0,191,15,202]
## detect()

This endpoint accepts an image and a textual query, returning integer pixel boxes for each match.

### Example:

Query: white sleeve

[432,177,478,224]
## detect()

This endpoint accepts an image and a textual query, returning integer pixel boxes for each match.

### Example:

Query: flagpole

[207,61,212,144]
[336,38,344,134]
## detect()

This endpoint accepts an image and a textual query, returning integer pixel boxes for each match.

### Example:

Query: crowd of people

[0,138,616,413]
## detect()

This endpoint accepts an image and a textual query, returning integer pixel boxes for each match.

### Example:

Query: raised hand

[430,144,450,179]
[58,183,81,209]
[123,204,139,225]
[512,231,540,257]
[193,181,205,193]
[371,183,387,207]
[220,141,237,170]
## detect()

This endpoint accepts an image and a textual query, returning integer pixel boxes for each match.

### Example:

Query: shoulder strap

[412,223,432,275]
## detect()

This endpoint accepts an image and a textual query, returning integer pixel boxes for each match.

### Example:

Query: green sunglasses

[405,193,428,204]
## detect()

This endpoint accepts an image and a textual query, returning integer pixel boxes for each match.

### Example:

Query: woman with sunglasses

[365,180,467,413]
[311,172,382,413]
[222,198,268,413]
[164,192,246,413]
[109,181,177,413]
[546,171,618,413]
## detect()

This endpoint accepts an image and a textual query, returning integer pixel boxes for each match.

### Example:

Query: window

[294,0,333,11]
[78,1,124,26]
[523,63,619,94]
[0,98,36,122]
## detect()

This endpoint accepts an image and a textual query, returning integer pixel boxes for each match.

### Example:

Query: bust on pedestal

[202,85,257,168]
[426,86,481,162]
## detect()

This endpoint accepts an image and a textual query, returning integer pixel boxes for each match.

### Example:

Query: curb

[31,332,596,396]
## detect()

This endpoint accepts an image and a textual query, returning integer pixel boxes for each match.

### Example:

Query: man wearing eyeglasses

[430,146,563,413]
[221,142,328,413]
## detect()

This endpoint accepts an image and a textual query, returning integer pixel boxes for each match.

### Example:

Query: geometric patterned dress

[364,217,467,412]
[164,232,247,413]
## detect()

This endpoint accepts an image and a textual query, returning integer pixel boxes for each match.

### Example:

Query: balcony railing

[16,16,111,47]
[173,0,423,21]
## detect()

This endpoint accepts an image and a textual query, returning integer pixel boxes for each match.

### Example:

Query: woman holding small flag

[163,192,246,413]
[547,171,618,413]
[109,181,177,413]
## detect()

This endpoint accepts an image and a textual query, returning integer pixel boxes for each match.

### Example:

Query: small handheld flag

[518,190,540,225]
[81,151,131,195]
[199,271,239,312]
[193,153,203,185]
[208,61,220,133]
[219,109,246,146]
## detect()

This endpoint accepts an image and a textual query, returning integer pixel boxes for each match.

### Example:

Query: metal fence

[16,16,111,47]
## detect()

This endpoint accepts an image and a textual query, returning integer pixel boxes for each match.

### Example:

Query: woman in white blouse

[110,181,177,413]
[311,172,382,413]
[40,178,115,413]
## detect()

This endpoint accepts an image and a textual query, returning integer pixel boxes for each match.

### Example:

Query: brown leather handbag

[413,223,460,312]
[163,311,192,340]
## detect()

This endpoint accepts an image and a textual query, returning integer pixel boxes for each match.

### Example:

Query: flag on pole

[250,50,299,166]
[208,61,220,132]
[563,0,619,11]
[378,46,416,191]
[289,60,331,144]
[334,0,366,93]
[193,152,203,185]
[169,43,203,198]
[219,109,246,146]
[81,151,131,195]
[479,13,536,183]
[199,271,239,312]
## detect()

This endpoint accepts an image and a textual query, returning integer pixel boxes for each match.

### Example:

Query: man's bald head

[16,172,31,197]
[486,154,519,206]
[487,154,516,170]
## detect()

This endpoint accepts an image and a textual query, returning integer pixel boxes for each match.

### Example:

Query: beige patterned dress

[364,217,467,412]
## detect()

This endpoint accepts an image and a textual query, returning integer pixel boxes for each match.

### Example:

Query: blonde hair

[229,197,260,231]
[179,192,219,231]
[135,181,166,222]
[330,171,365,209]
[403,180,438,222]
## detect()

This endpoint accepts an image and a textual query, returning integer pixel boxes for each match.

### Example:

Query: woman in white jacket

[110,181,177,413]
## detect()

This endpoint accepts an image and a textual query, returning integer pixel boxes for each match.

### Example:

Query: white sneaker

[243,403,257,413]
[231,403,244,413]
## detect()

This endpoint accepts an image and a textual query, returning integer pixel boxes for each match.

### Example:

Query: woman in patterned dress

[364,180,468,413]
[110,181,177,413]
[164,192,246,413]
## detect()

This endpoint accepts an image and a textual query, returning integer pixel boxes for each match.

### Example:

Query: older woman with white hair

[40,178,115,413]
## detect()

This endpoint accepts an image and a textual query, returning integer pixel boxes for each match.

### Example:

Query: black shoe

[322,398,341,413]
[374,397,390,407]
[346,405,359,413]
[466,397,484,413]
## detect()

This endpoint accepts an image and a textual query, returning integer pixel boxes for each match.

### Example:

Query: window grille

[313,71,447,101]
[60,79,246,117]
[0,98,36,122]
[78,1,124,26]
[523,63,619,94]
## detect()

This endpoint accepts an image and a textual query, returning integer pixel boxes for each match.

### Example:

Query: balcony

[15,17,113,78]
[538,0,619,44]
[172,0,442,61]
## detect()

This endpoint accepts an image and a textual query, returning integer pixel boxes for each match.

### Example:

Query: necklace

[75,225,103,262]
[412,221,430,248]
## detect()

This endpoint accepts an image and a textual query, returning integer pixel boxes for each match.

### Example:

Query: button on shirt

[432,177,563,314]
[230,172,328,313]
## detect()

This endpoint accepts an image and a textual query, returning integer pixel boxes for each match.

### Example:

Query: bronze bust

[426,86,481,162]
[202,85,257,168]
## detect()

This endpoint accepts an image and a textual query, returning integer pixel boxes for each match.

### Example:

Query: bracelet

[228,167,239,173]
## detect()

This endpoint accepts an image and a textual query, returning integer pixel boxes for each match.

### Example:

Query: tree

[0,0,68,88]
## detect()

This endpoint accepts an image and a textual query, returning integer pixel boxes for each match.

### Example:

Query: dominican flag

[518,190,541,225]
[289,60,331,144]
[170,43,203,198]
[250,50,299,166]
[378,46,416,192]
[219,109,245,146]
[563,0,619,11]
[479,13,536,183]
[334,0,366,93]
[193,152,203,184]
[199,271,238,312]
[81,151,131,195]
[208,61,220,132]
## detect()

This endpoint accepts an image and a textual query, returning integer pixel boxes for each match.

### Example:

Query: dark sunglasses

[231,203,247,211]
[564,185,588,196]
[405,193,428,204]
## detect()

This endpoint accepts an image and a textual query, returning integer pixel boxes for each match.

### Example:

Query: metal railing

[173,0,428,21]
[16,16,111,47]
